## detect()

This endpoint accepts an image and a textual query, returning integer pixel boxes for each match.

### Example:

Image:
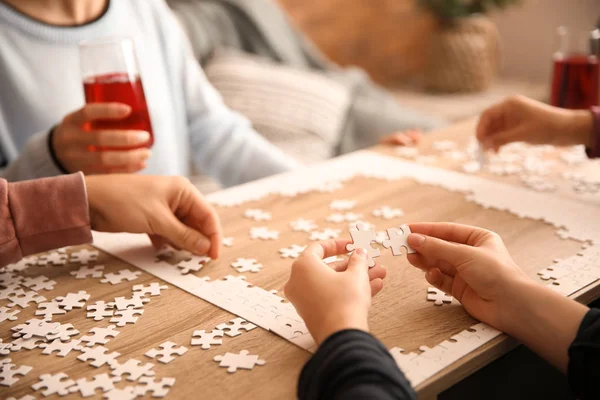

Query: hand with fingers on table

[406,222,588,372]
[284,239,387,345]
[476,95,594,152]
[51,103,152,174]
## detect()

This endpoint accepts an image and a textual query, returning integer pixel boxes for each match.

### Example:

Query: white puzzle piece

[54,290,90,310]
[110,359,155,381]
[0,359,32,387]
[32,372,75,396]
[244,209,271,221]
[144,341,188,364]
[382,226,415,256]
[12,318,59,340]
[135,377,175,398]
[346,223,380,267]
[103,387,137,400]
[110,307,144,327]
[231,258,262,273]
[46,323,79,342]
[81,325,120,347]
[213,350,265,373]
[177,256,211,274]
[113,296,149,311]
[37,252,67,266]
[38,338,82,357]
[21,275,56,291]
[35,302,66,321]
[0,306,19,323]
[8,290,46,309]
[78,346,121,368]
[69,373,121,398]
[426,287,454,306]
[132,282,168,297]
[216,317,257,337]
[249,227,279,240]
[289,219,317,232]
[372,206,405,220]
[101,269,141,285]
[191,329,224,350]
[309,228,341,241]
[278,245,307,259]
[70,249,99,264]
[329,199,356,211]
[71,265,105,279]
[87,301,115,321]
[222,237,234,247]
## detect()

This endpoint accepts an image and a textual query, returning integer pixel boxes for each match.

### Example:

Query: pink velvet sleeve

[0,172,92,267]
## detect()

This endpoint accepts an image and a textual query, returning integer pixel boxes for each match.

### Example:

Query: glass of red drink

[551,27,599,110]
[79,37,154,150]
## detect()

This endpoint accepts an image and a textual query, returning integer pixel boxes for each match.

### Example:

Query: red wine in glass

[79,38,154,151]
[83,73,154,150]
[551,54,599,110]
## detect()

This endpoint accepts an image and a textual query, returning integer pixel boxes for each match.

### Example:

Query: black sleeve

[568,308,600,400]
[298,329,416,400]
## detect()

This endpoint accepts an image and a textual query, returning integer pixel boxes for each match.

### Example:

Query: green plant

[419,0,520,21]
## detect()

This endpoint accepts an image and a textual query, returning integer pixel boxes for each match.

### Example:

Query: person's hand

[379,129,422,146]
[284,239,387,344]
[477,95,594,151]
[85,175,222,259]
[406,222,532,332]
[52,103,152,174]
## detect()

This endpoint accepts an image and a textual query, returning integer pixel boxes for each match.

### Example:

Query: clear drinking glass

[79,37,154,150]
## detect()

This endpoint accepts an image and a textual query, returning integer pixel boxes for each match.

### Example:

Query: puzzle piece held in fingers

[346,223,380,267]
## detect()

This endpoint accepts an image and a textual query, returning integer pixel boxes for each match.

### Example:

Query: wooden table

[3,117,599,400]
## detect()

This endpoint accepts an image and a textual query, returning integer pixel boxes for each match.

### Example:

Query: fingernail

[117,104,132,114]
[196,236,211,254]
[139,149,152,159]
[408,233,425,247]
[355,248,367,257]
[136,131,150,143]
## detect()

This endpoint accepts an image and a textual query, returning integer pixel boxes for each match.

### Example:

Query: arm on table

[0,172,91,266]
[299,330,416,400]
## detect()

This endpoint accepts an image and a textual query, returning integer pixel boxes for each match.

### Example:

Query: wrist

[564,110,594,147]
[314,311,369,345]
[48,126,70,174]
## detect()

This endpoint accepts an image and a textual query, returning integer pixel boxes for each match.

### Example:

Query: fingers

[158,214,212,256]
[330,260,387,281]
[425,268,454,296]
[177,183,223,260]
[408,222,489,246]
[92,130,151,148]
[346,248,369,276]
[379,130,421,146]
[66,103,131,126]
[370,278,384,296]
[476,104,504,143]
[407,232,473,266]
[407,254,456,277]
[76,148,151,169]
[302,239,352,261]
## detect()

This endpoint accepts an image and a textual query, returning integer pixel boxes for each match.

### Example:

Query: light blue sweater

[0,0,297,186]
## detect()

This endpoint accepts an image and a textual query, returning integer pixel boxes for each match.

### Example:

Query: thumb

[408,234,472,266]
[159,214,212,256]
[347,248,370,276]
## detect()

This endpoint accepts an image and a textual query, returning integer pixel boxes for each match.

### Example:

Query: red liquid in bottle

[551,54,599,109]
[83,73,154,150]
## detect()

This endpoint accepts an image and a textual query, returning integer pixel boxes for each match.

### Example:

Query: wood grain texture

[2,118,598,399]
[276,0,437,85]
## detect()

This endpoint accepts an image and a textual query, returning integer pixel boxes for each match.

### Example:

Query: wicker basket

[424,16,500,93]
